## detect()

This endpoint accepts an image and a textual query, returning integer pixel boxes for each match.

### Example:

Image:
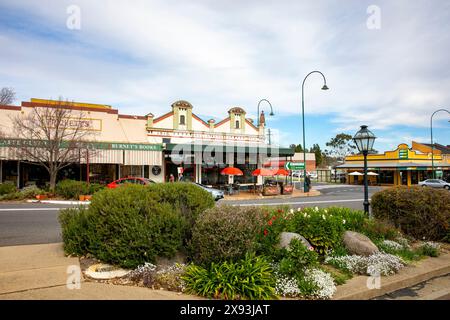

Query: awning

[165,143,294,157]
[336,161,450,169]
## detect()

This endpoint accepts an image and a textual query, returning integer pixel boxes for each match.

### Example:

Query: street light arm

[256,99,274,127]
[430,108,450,179]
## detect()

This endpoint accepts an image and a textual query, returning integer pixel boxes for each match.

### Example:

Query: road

[0,183,383,247]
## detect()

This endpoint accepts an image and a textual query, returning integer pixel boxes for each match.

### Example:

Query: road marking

[233,198,365,207]
[0,208,64,212]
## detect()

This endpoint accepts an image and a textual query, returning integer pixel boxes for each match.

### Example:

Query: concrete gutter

[333,252,450,300]
[26,199,90,205]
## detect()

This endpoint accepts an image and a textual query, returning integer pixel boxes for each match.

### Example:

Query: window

[180,115,186,125]
[235,120,240,129]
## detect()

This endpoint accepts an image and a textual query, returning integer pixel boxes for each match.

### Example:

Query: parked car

[106,177,156,189]
[418,179,450,190]
[192,183,224,201]
[308,172,318,179]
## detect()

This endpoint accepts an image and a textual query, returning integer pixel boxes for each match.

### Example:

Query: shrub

[189,205,266,265]
[0,182,16,196]
[255,206,290,257]
[20,185,47,198]
[278,239,319,277]
[372,186,450,241]
[359,218,402,242]
[60,184,185,268]
[287,207,345,254]
[59,207,96,256]
[182,254,276,300]
[147,182,215,242]
[326,207,367,232]
[56,179,90,199]
[419,242,440,257]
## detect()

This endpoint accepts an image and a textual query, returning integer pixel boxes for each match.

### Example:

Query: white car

[418,179,450,190]
[308,172,318,179]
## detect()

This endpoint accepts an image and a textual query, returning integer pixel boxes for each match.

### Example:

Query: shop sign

[284,162,305,170]
[399,149,408,159]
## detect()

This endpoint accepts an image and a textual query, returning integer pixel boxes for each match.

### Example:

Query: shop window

[180,115,186,125]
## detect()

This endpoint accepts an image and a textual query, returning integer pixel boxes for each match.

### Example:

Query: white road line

[233,198,365,206]
[0,208,64,212]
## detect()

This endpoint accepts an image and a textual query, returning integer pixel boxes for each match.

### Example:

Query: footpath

[1,243,449,300]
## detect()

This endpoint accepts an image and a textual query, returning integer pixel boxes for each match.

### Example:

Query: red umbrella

[251,168,276,176]
[220,167,243,176]
[274,168,289,176]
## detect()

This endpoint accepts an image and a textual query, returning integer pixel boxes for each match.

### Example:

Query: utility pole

[267,128,272,145]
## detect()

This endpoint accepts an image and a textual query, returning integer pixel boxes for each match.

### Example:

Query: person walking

[169,173,175,183]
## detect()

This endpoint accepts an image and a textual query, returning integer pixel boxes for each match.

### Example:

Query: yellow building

[337,142,450,186]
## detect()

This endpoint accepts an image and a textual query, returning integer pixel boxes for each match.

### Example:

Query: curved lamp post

[257,99,274,127]
[430,109,450,179]
[352,125,376,217]
[301,71,328,192]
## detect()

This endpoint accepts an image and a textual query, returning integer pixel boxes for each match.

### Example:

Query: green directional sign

[284,162,305,170]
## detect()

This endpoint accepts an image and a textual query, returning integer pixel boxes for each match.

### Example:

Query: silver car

[418,179,450,190]
[193,183,225,201]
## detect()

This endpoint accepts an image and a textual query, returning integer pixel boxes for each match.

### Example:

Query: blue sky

[0,0,449,152]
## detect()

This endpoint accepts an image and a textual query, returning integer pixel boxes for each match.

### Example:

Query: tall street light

[301,71,328,192]
[352,125,376,217]
[430,109,450,179]
[257,99,274,127]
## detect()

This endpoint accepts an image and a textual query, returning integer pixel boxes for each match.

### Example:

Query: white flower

[314,206,319,212]
[290,208,294,214]
[324,209,328,213]
[343,219,346,225]
[303,268,336,299]
[322,214,326,220]
[304,212,308,218]
[325,253,405,276]
[297,207,302,212]
[381,240,403,251]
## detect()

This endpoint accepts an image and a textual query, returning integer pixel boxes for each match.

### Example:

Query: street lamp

[301,71,328,192]
[352,125,376,217]
[257,99,274,127]
[430,109,450,179]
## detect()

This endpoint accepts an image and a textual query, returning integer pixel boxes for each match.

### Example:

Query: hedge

[371,186,450,241]
[56,179,104,199]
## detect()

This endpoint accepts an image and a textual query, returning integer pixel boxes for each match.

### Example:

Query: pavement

[0,243,201,300]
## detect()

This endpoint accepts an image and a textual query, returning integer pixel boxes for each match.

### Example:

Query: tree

[309,144,323,167]
[324,133,356,163]
[0,87,16,105]
[289,144,303,152]
[10,99,97,191]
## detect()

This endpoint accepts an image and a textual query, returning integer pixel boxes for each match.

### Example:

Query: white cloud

[0,0,449,134]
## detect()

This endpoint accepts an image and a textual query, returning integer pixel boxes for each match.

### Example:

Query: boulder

[343,231,379,256]
[278,232,313,250]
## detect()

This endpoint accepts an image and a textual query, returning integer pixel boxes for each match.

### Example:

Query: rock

[278,232,313,250]
[343,231,379,256]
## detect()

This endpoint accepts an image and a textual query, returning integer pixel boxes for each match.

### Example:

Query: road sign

[284,162,305,170]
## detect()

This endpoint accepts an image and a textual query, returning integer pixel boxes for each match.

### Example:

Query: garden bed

[59,184,450,300]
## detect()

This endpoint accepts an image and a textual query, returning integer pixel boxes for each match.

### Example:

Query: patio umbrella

[367,172,379,176]
[251,168,276,176]
[220,167,243,176]
[348,171,364,176]
[274,168,289,176]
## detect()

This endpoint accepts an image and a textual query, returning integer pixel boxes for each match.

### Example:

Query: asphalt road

[0,183,383,247]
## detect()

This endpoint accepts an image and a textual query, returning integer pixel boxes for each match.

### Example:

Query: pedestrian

[169,173,175,183]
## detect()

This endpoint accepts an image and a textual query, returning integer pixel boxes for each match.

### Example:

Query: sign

[152,166,161,176]
[284,162,305,170]
[0,139,163,151]
[177,167,184,174]
[399,149,408,159]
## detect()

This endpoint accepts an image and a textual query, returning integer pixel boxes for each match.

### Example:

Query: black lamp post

[257,99,274,127]
[352,125,376,217]
[430,109,450,179]
[301,71,328,192]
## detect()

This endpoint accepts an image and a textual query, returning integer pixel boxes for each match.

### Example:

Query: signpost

[284,162,305,170]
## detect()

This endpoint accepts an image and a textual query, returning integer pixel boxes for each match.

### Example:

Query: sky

[0,0,449,152]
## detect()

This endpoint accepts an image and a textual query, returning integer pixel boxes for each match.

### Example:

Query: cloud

[0,0,449,137]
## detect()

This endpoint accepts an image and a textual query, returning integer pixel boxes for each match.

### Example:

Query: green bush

[147,182,214,238]
[59,207,96,256]
[189,205,266,265]
[287,207,345,254]
[326,207,367,232]
[0,182,16,196]
[372,186,450,241]
[60,184,185,268]
[255,206,290,258]
[56,180,90,199]
[278,239,319,277]
[182,254,276,300]
[20,185,47,198]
